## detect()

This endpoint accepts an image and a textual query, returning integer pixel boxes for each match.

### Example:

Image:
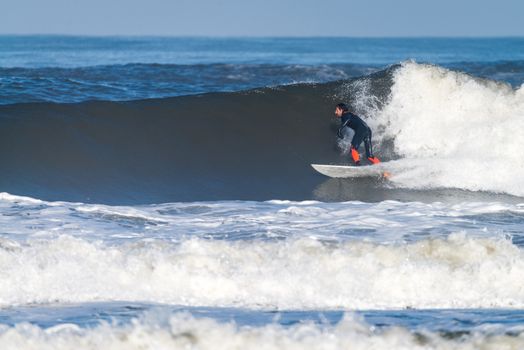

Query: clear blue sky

[2,0,523,37]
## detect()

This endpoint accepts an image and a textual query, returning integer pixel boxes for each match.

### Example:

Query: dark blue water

[1,36,523,104]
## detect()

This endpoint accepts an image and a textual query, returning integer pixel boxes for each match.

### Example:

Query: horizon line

[1,33,523,39]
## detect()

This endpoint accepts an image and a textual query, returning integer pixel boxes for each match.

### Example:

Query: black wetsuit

[338,112,375,158]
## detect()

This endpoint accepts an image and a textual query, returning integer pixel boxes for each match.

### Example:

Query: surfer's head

[335,103,349,117]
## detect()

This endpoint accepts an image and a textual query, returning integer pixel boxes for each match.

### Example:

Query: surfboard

[311,163,391,178]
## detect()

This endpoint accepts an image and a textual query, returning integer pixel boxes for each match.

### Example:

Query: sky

[1,0,523,37]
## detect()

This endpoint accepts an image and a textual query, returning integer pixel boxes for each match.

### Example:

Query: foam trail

[375,62,524,196]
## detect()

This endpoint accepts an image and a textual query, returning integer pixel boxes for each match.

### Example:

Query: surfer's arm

[337,120,349,139]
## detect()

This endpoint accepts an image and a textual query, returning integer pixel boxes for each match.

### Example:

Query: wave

[0,233,523,309]
[0,62,523,203]
[0,74,374,203]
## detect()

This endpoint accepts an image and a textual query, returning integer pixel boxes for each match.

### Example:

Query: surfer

[335,103,380,166]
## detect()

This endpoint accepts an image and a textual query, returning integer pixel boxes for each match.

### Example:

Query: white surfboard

[311,163,391,178]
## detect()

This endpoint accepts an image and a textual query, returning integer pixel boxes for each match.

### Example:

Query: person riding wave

[334,103,380,166]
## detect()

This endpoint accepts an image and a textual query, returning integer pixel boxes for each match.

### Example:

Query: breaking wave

[0,62,522,202]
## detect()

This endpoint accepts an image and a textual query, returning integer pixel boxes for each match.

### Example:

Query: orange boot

[351,147,361,166]
[367,156,381,165]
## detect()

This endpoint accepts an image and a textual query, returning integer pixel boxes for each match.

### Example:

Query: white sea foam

[0,312,522,350]
[0,194,522,309]
[1,192,522,244]
[0,233,523,309]
[369,62,524,196]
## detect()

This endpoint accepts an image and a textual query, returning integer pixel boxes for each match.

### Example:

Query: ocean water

[0,36,524,349]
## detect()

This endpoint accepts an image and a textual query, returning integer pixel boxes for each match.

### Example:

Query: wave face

[0,80,348,203]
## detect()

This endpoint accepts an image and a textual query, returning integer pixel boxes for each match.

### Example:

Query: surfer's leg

[364,130,380,164]
[350,133,364,165]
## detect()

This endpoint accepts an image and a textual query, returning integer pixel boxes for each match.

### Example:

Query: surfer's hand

[337,129,344,139]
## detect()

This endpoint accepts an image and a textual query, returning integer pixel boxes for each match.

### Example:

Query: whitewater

[371,62,524,196]
[0,193,523,310]
[0,36,524,349]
